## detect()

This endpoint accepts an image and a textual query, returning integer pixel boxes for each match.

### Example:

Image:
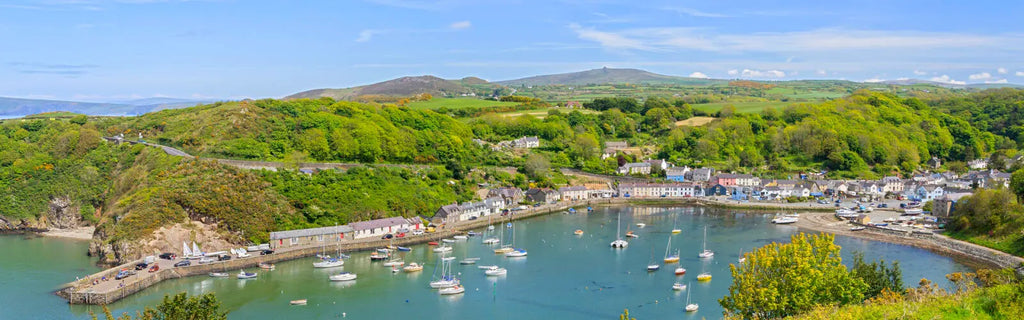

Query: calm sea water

[4,206,975,319]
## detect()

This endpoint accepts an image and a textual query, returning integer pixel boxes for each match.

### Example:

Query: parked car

[411,229,424,235]
[115,270,135,280]
[396,232,406,238]
[533,203,542,207]
[158,253,177,260]
[381,234,394,239]
[218,254,232,261]
[260,249,274,255]
[173,260,191,267]
[134,262,149,270]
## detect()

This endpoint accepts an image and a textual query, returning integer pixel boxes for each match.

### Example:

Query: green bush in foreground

[93,292,228,320]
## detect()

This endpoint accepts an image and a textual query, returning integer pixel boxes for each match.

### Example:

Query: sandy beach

[41,226,95,241]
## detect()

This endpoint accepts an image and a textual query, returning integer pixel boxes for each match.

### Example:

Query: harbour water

[7,206,975,319]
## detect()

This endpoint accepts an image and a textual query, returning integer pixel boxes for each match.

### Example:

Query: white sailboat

[494,217,514,254]
[313,242,344,268]
[671,212,681,234]
[685,282,698,312]
[610,212,629,248]
[182,242,193,259]
[738,248,746,264]
[646,246,660,271]
[429,252,459,289]
[504,223,527,257]
[484,266,507,276]
[698,225,714,259]
[329,271,357,281]
[192,242,202,257]
[438,284,465,295]
[483,216,500,244]
[663,234,679,263]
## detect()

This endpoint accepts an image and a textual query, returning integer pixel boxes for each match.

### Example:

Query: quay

[55,197,644,305]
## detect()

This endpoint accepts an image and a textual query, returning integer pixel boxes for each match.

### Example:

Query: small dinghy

[290,299,307,306]
[237,270,258,279]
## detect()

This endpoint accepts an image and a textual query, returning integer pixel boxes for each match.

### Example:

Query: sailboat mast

[702,226,707,252]
[664,235,672,258]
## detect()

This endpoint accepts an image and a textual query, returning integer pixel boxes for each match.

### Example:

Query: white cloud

[568,25,1022,54]
[688,72,709,78]
[663,7,731,18]
[985,79,1008,84]
[816,69,827,76]
[449,21,471,30]
[1017,71,1024,77]
[863,78,886,83]
[568,23,651,51]
[913,70,928,76]
[997,67,1008,74]
[739,69,785,78]
[355,29,379,42]
[930,75,966,85]
[727,69,739,76]
[968,72,992,81]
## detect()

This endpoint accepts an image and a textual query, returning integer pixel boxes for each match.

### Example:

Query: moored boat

[672,283,686,291]
[258,262,275,270]
[433,245,453,253]
[403,263,424,272]
[850,226,866,231]
[484,266,507,276]
[438,285,465,295]
[505,249,527,257]
[237,270,258,279]
[313,258,344,268]
[698,225,714,258]
[674,267,686,275]
[610,212,629,248]
[453,235,468,240]
[574,229,584,235]
[397,246,412,252]
[329,272,357,281]
[771,216,799,224]
[459,258,479,265]
[685,282,698,311]
[428,241,439,246]
[290,299,307,306]
[209,272,229,277]
[697,272,712,281]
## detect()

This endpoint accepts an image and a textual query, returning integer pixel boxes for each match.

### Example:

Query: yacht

[674,267,686,275]
[313,257,344,268]
[685,283,698,312]
[672,283,687,291]
[610,212,629,248]
[484,266,507,276]
[698,225,714,258]
[403,263,424,272]
[237,270,258,279]
[329,272,357,281]
[438,285,465,295]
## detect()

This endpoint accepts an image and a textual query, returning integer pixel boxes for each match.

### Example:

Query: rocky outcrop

[89,220,236,266]
[46,196,82,229]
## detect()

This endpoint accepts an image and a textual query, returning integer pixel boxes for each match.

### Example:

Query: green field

[493,107,599,119]
[691,101,793,114]
[405,98,521,110]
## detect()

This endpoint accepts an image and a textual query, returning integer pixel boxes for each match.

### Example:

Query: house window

[290,237,298,245]
[318,235,324,242]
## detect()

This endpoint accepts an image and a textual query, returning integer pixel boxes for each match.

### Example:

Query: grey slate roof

[270,225,354,240]
[349,217,412,231]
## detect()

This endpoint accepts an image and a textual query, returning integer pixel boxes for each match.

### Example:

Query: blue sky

[1,0,1022,101]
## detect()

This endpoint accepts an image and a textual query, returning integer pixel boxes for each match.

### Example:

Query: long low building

[618,183,703,198]
[270,225,354,249]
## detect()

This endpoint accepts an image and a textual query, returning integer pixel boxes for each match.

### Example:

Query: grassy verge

[946,231,1024,257]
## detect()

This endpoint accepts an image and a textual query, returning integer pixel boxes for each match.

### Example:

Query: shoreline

[40,226,95,241]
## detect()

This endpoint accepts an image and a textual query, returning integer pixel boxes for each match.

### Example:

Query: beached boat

[290,299,307,306]
[771,216,799,224]
[610,212,629,248]
[587,206,593,212]
[672,283,686,291]
[850,226,866,231]
[453,235,468,240]
[209,272,229,277]
[484,266,507,276]
[902,208,923,216]
[370,251,390,260]
[237,270,258,279]
[698,226,714,259]
[259,262,275,270]
[329,272,357,281]
[198,257,216,264]
[438,285,465,295]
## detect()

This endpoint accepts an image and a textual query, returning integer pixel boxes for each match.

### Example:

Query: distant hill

[0,96,219,118]
[286,75,496,100]
[496,67,721,86]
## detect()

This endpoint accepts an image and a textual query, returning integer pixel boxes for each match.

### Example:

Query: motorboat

[428,241,439,246]
[313,258,344,268]
[442,256,456,261]
[672,283,686,291]
[636,223,646,228]
[383,259,405,267]
[438,285,465,295]
[370,251,390,260]
[453,235,468,240]
[488,225,495,231]
[433,245,453,253]
[466,231,479,237]
[237,270,258,279]
[574,229,584,235]
[625,231,639,238]
[483,238,500,245]
[674,267,686,275]
[258,262,275,270]
[442,239,456,243]
[671,228,681,234]
[647,264,660,271]
[484,266,507,276]
[290,299,307,306]
[209,272,229,277]
[477,265,497,269]
[329,272,357,281]
[697,273,712,281]
[505,249,527,257]
[610,239,629,248]
[403,263,424,272]
[850,226,866,231]
[459,258,479,265]
[397,246,412,252]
